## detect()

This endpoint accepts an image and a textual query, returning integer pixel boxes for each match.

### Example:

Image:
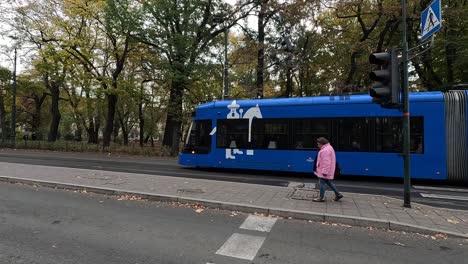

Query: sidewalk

[0,161,467,238]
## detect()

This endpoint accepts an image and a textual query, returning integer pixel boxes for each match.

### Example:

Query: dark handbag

[312,152,318,172]
[334,162,341,177]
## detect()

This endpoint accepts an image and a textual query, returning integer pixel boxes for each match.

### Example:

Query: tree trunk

[117,111,129,146]
[285,57,293,97]
[122,129,129,146]
[113,116,120,143]
[32,93,46,140]
[103,93,118,147]
[162,66,184,155]
[139,91,144,148]
[345,51,359,87]
[256,1,266,98]
[48,86,61,142]
[31,112,41,139]
[0,96,6,143]
[75,123,82,141]
[446,44,455,85]
[138,83,145,147]
[85,90,98,144]
[421,50,443,90]
[87,125,98,144]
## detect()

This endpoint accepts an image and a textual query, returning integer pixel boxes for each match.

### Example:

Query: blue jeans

[319,178,340,199]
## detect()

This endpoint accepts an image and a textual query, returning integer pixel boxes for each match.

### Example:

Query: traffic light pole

[402,0,411,208]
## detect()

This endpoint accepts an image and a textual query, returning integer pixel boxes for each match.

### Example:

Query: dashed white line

[240,215,278,232]
[215,233,266,260]
[420,193,468,201]
[414,185,468,193]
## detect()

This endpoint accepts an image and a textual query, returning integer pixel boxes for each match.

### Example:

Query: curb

[1,176,467,239]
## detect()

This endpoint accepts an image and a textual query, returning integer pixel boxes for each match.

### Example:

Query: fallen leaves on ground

[117,194,143,201]
[320,222,352,228]
[447,219,460,224]
[435,233,448,239]
[393,242,405,247]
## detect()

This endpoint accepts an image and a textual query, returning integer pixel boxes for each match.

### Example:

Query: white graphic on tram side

[209,127,217,136]
[224,100,263,160]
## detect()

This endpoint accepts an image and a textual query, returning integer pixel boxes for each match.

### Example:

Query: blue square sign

[421,0,442,41]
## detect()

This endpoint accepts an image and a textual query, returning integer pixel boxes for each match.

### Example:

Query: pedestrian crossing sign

[421,0,442,41]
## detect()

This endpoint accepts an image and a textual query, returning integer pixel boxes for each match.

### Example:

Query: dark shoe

[313,198,325,202]
[334,194,344,201]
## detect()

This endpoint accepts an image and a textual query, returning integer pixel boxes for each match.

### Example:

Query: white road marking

[240,215,277,232]
[215,233,266,260]
[420,193,468,201]
[414,185,468,193]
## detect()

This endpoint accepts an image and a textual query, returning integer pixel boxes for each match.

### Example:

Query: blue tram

[179,91,468,183]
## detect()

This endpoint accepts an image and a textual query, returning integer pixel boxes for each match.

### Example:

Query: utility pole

[11,44,17,146]
[223,28,229,100]
[401,0,411,208]
[214,14,229,101]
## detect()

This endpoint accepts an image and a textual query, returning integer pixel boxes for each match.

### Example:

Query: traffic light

[369,49,400,108]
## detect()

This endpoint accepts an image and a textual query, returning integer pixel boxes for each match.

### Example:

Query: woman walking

[313,137,343,202]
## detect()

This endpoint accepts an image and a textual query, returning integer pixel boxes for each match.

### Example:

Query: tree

[16,73,47,140]
[33,45,68,142]
[134,0,255,154]
[64,64,104,144]
[0,67,11,142]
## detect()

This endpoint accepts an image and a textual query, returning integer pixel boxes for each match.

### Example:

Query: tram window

[182,120,212,154]
[217,119,249,148]
[251,119,289,149]
[375,117,402,153]
[185,123,197,150]
[292,119,329,150]
[410,117,424,153]
[197,120,212,153]
[374,116,424,153]
[337,118,370,152]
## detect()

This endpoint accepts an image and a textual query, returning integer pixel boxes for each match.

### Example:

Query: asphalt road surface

[0,183,466,264]
[0,149,467,210]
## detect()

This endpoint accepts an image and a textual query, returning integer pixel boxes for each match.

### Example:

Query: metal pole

[402,0,411,208]
[223,28,229,100]
[11,46,17,146]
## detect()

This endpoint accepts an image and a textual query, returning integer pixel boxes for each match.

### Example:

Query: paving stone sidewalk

[0,161,467,238]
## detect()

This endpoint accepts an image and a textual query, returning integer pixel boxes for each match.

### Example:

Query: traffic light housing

[369,49,400,108]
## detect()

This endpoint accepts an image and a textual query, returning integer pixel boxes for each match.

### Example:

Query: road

[0,183,466,264]
[0,149,468,210]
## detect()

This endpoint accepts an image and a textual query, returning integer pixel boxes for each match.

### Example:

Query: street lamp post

[7,35,18,146]
[222,27,229,100]
[11,45,17,145]
[213,15,229,100]
[0,80,6,143]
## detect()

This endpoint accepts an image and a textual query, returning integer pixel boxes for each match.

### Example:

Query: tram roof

[197,91,444,110]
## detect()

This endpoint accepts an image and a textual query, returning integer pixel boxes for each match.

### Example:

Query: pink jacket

[315,143,336,180]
